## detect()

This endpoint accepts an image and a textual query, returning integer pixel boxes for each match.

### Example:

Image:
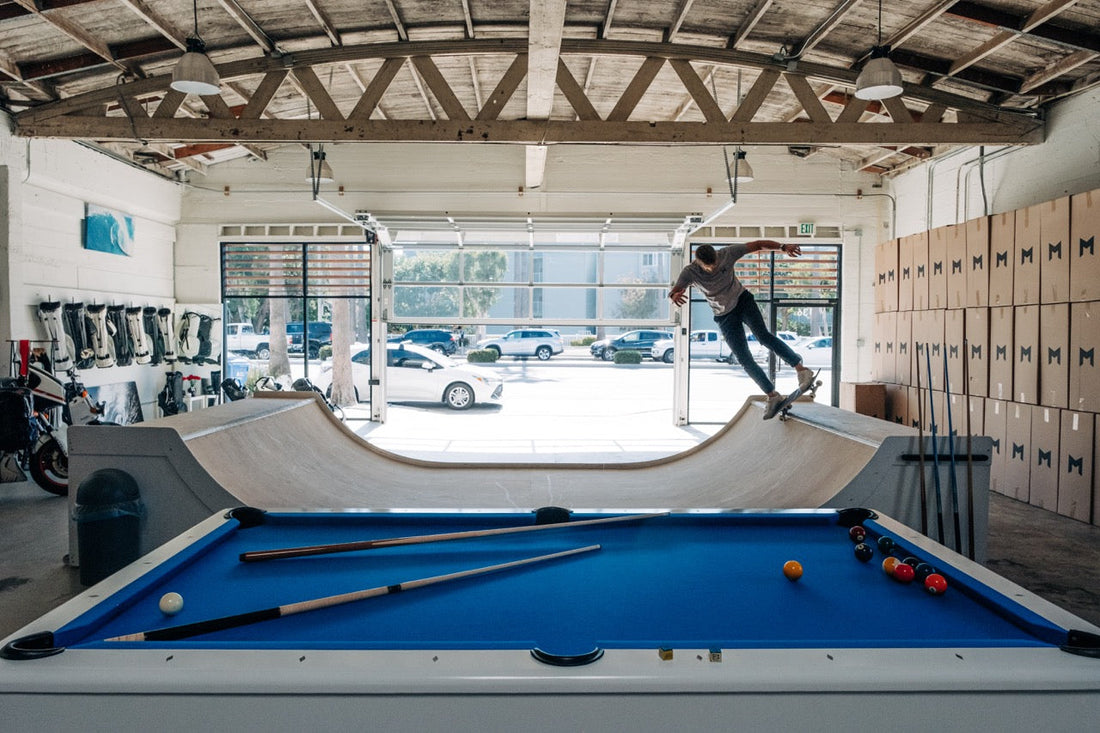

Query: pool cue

[942,348,962,554]
[239,511,668,563]
[963,338,975,560]
[925,346,946,544]
[915,342,928,536]
[107,544,600,642]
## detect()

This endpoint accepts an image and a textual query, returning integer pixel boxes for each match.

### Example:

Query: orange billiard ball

[882,556,899,577]
[783,560,803,581]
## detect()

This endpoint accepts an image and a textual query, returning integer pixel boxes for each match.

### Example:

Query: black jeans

[714,291,802,394]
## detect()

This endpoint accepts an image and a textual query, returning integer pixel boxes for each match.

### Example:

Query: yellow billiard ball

[782,560,803,581]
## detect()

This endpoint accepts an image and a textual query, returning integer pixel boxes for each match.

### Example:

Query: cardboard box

[984,399,1009,496]
[965,394,984,437]
[1094,420,1100,526]
[1040,196,1070,304]
[898,235,914,311]
[881,311,897,383]
[896,310,912,386]
[966,216,990,307]
[871,312,885,382]
[944,309,965,392]
[965,307,989,397]
[989,306,1014,401]
[928,226,948,309]
[1070,188,1100,302]
[885,383,909,425]
[1004,402,1033,502]
[924,388,947,436]
[1014,203,1041,305]
[946,223,967,309]
[927,309,946,391]
[1058,410,1094,522]
[911,231,929,310]
[1039,303,1069,408]
[1069,300,1100,412]
[988,211,1014,306]
[840,382,886,419]
[1029,406,1060,511]
[1013,305,1039,404]
[875,239,899,313]
[908,386,921,429]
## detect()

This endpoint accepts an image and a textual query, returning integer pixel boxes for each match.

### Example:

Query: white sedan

[315,342,503,410]
[796,336,834,369]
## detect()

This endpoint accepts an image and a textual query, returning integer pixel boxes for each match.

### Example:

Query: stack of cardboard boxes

[872,189,1100,526]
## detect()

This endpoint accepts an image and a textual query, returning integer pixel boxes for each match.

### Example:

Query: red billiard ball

[853,543,874,562]
[892,563,915,584]
[849,526,867,543]
[925,573,948,595]
[783,560,803,581]
[882,556,899,576]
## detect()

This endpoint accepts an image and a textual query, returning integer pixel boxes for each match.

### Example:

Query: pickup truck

[650,329,799,364]
[225,322,272,360]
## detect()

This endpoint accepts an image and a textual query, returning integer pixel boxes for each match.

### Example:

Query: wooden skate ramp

[69,392,971,562]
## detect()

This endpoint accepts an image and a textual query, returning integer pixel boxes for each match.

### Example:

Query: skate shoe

[763,393,784,420]
[797,367,815,393]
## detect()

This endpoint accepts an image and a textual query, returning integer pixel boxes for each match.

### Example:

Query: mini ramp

[68,393,990,562]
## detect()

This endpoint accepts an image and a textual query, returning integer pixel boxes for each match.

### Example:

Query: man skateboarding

[669,241,817,419]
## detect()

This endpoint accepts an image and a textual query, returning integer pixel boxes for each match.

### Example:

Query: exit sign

[798,222,816,236]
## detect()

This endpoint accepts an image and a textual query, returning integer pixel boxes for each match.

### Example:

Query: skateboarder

[669,241,817,419]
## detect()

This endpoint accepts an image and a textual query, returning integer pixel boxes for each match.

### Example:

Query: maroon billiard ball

[849,526,867,543]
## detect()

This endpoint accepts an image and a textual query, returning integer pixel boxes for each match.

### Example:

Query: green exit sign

[798,222,816,236]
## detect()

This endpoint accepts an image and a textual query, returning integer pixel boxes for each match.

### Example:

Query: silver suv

[477,329,564,360]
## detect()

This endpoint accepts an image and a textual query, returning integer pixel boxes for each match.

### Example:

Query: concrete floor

[2,471,1099,640]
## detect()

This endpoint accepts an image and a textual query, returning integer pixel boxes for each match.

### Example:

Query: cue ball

[848,526,867,543]
[159,592,184,615]
[853,543,874,562]
[783,560,803,581]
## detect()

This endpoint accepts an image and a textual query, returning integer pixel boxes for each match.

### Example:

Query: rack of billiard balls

[847,525,949,595]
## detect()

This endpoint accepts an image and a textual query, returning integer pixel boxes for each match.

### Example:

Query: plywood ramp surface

[138,393,899,511]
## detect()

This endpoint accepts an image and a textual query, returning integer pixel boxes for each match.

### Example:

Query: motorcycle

[0,364,112,496]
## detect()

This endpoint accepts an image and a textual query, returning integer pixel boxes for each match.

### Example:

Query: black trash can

[74,469,144,586]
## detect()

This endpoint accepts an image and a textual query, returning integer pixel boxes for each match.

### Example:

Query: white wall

[1,119,182,415]
[890,86,1100,236]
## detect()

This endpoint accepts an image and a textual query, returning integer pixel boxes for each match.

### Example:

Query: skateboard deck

[776,369,822,421]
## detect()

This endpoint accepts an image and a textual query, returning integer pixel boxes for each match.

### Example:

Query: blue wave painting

[84,203,135,256]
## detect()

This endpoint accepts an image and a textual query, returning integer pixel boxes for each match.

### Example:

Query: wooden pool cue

[239,511,667,563]
[915,341,928,536]
[942,348,963,554]
[925,346,946,544]
[963,338,975,560]
[108,545,601,642]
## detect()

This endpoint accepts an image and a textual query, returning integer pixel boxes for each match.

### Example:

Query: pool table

[3,507,1099,731]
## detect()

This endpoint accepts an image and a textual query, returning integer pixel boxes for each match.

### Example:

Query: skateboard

[776,369,823,421]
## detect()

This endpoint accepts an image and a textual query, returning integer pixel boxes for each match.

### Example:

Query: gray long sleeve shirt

[671,243,750,316]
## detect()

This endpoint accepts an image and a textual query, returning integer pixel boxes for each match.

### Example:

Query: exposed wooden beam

[731,68,780,122]
[11,0,128,73]
[788,0,861,59]
[476,54,526,121]
[411,56,470,120]
[607,56,665,121]
[528,0,567,121]
[347,58,403,119]
[666,0,694,42]
[291,66,344,120]
[304,0,342,46]
[238,70,288,119]
[116,0,188,51]
[383,0,409,42]
[215,0,278,53]
[1019,49,1097,93]
[460,0,475,39]
[669,59,723,123]
[20,117,1043,147]
[947,0,1081,77]
[601,0,618,39]
[783,73,832,124]
[731,0,773,49]
[556,58,601,121]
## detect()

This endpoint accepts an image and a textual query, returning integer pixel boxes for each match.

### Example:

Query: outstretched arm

[746,239,802,257]
[669,287,688,306]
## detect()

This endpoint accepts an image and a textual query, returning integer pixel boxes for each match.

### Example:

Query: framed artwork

[83,203,135,256]
[87,382,144,424]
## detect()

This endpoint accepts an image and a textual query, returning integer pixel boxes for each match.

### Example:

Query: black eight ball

[853,543,874,562]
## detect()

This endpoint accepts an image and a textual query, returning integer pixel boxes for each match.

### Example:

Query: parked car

[796,336,834,369]
[286,321,332,358]
[650,330,733,363]
[314,342,502,410]
[590,329,672,361]
[477,329,564,360]
[748,330,799,365]
[225,322,271,359]
[389,328,457,355]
